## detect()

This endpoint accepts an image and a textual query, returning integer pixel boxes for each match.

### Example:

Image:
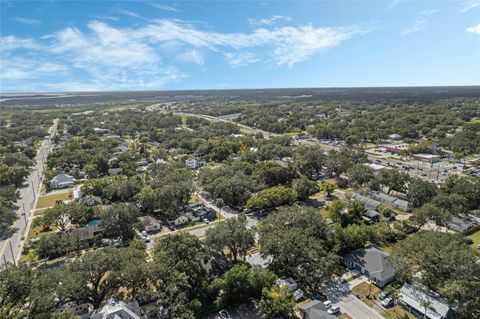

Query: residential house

[139,216,161,233]
[247,252,272,269]
[446,213,480,233]
[399,283,454,319]
[185,157,200,169]
[50,174,74,189]
[342,246,395,288]
[351,193,382,212]
[63,223,102,242]
[79,195,102,207]
[90,298,141,319]
[167,214,189,227]
[370,191,410,212]
[276,278,298,291]
[299,300,336,319]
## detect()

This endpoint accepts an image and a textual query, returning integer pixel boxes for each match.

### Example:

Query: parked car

[203,218,210,224]
[323,300,332,308]
[327,305,340,315]
[218,310,232,319]
[379,291,390,300]
[477,244,480,250]
[113,237,123,248]
[381,298,394,308]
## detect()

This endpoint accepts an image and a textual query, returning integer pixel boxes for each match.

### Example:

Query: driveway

[324,277,384,319]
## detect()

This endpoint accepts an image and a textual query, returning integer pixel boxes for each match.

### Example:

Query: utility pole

[8,241,16,266]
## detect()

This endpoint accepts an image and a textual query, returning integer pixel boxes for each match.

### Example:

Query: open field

[36,192,71,209]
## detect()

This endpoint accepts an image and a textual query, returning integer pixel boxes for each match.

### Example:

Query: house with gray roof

[90,298,140,319]
[50,174,74,189]
[370,191,410,212]
[342,246,395,288]
[299,300,336,319]
[399,283,454,319]
[351,193,382,212]
[79,195,102,206]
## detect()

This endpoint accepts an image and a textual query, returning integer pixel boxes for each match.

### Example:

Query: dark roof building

[298,300,336,319]
[79,195,103,206]
[342,246,395,288]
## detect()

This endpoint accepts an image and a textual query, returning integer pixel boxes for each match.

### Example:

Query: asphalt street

[0,119,58,265]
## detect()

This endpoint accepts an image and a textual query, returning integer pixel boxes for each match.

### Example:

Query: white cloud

[147,3,179,12]
[15,16,41,25]
[248,15,291,26]
[138,20,366,66]
[421,9,440,16]
[386,0,401,10]
[467,23,480,34]
[177,49,204,65]
[460,0,480,13]
[1,35,40,51]
[401,19,427,35]
[1,19,366,91]
[1,56,68,80]
[224,52,259,67]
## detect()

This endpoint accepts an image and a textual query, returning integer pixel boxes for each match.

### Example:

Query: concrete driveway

[324,277,384,319]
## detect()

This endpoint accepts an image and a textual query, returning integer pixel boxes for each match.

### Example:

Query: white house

[185,157,200,169]
[139,216,161,233]
[90,298,140,319]
[50,174,74,189]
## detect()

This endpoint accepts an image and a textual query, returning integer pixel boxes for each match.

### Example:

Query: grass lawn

[351,282,381,307]
[180,114,187,125]
[189,194,202,203]
[379,245,394,254]
[28,224,57,240]
[352,282,415,319]
[466,230,480,249]
[36,192,71,209]
[319,207,331,220]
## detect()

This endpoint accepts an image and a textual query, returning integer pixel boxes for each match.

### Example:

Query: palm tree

[420,299,432,319]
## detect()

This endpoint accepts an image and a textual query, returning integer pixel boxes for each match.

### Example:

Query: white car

[327,305,340,314]
[323,300,332,308]
[218,310,232,319]
[381,297,394,308]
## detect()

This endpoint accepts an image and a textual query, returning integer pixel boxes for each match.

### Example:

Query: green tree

[136,185,157,213]
[246,186,297,211]
[211,264,277,308]
[205,213,255,262]
[259,285,296,319]
[407,178,438,208]
[321,181,335,197]
[0,202,16,233]
[293,145,325,179]
[292,176,319,200]
[258,206,338,292]
[152,233,209,301]
[347,164,375,188]
[100,203,140,241]
[376,168,410,194]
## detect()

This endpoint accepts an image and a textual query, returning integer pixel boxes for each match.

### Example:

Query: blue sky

[1,0,479,92]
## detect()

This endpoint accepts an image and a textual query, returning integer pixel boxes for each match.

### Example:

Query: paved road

[0,119,58,265]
